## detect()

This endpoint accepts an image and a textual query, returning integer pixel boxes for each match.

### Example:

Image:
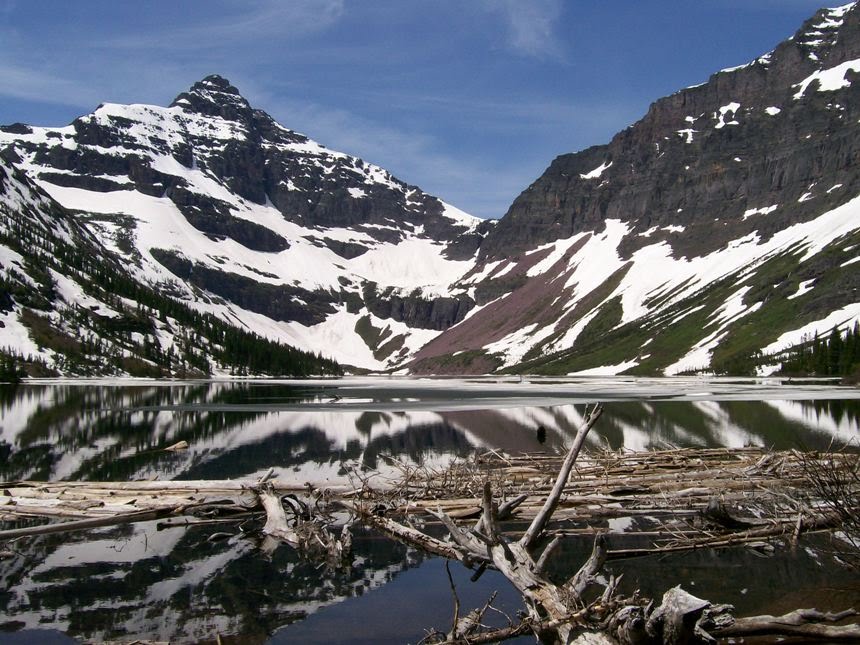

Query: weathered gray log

[520,405,603,550]
[359,511,467,562]
[714,608,860,641]
[0,506,179,539]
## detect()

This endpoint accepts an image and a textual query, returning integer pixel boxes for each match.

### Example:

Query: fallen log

[0,506,180,539]
[712,608,860,641]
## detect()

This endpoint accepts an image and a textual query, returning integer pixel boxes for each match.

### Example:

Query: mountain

[2,2,860,377]
[0,75,490,374]
[0,151,341,377]
[410,1,860,375]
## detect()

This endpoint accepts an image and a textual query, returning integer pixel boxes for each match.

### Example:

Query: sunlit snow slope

[0,153,341,377]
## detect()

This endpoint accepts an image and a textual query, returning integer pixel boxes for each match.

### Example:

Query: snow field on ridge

[480,192,860,374]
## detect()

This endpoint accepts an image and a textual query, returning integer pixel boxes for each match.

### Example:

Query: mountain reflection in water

[0,380,857,484]
[0,379,858,643]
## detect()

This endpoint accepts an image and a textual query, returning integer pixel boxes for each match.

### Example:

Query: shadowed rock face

[362,282,475,331]
[479,5,860,262]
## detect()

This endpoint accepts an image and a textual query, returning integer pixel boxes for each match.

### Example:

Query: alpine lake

[1,376,858,644]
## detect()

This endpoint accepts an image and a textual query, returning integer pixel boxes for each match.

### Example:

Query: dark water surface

[0,378,858,643]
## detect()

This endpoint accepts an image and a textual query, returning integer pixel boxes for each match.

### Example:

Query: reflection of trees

[801,399,860,432]
[0,383,21,410]
[179,426,340,480]
[0,384,315,482]
[0,523,425,643]
[359,422,473,468]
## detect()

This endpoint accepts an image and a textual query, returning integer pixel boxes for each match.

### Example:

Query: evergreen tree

[828,327,843,375]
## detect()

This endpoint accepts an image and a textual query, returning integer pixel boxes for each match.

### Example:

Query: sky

[0,0,839,219]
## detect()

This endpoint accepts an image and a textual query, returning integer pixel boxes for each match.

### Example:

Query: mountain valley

[2,3,860,377]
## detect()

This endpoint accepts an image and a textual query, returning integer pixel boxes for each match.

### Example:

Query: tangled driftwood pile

[1,447,849,548]
[1,404,859,642]
[372,444,855,557]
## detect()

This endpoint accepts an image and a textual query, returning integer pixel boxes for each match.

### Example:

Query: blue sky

[0,0,834,219]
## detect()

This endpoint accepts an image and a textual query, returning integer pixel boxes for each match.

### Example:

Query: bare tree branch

[520,404,603,550]
[534,535,561,576]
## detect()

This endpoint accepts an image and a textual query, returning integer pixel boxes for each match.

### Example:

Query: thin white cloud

[100,0,345,51]
[0,62,94,109]
[483,0,564,59]
[331,85,641,138]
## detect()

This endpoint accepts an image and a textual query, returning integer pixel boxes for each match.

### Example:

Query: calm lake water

[1,377,858,643]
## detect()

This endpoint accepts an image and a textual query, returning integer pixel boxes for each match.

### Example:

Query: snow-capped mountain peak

[171,74,251,117]
[0,75,490,372]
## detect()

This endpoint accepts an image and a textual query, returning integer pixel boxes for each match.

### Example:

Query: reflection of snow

[4,379,860,482]
[693,401,763,448]
[764,400,859,445]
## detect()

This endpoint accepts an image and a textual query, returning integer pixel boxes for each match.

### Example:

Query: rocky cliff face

[482,5,860,260]
[0,76,489,371]
[413,2,860,375]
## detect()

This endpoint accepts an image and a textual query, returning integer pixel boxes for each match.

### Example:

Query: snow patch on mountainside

[0,309,48,363]
[569,360,639,377]
[546,307,601,355]
[788,279,816,300]
[580,161,612,180]
[562,220,628,302]
[760,303,860,356]
[793,58,860,98]
[350,237,474,294]
[743,205,778,220]
[526,235,588,277]
[440,200,483,230]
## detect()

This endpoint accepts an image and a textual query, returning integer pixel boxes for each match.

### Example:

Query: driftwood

[3,447,854,546]
[345,405,860,644]
[712,608,860,640]
[0,477,352,566]
[1,423,858,642]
